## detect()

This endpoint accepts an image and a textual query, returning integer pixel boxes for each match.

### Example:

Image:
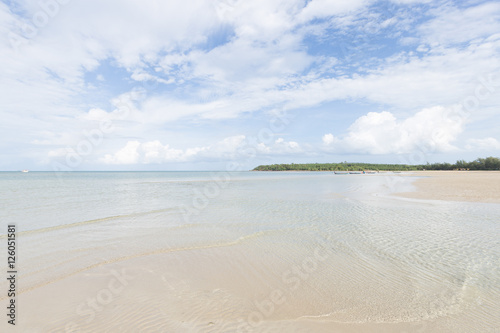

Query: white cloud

[141,140,185,163]
[5,0,500,123]
[273,138,301,153]
[465,137,500,151]
[418,2,500,46]
[102,141,141,165]
[100,135,302,165]
[322,133,336,145]
[130,71,173,84]
[298,0,370,23]
[109,36,500,127]
[220,0,300,42]
[102,140,188,165]
[323,106,465,154]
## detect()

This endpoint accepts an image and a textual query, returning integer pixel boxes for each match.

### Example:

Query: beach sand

[1,172,499,332]
[13,238,469,333]
[396,171,500,203]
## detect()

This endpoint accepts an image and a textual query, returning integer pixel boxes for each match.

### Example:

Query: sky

[1,0,499,171]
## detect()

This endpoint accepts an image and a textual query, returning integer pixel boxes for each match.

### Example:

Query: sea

[0,171,498,332]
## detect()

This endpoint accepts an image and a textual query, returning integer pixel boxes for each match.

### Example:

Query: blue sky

[1,0,499,171]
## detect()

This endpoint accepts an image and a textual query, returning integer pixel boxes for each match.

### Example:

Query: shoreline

[395,171,500,203]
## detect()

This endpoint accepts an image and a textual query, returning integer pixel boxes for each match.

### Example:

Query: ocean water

[0,171,499,332]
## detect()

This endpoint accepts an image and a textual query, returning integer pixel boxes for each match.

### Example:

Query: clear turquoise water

[0,171,499,332]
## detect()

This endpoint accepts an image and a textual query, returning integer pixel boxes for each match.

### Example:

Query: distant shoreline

[252,157,500,172]
[252,169,500,172]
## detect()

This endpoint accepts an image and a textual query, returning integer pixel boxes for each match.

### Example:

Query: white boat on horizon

[21,169,29,173]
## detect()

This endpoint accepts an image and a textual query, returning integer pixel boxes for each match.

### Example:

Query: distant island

[253,157,500,172]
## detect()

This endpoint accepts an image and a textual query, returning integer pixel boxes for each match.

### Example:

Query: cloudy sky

[1,0,499,171]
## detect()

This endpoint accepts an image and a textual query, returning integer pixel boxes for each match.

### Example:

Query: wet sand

[397,171,500,203]
[14,238,472,333]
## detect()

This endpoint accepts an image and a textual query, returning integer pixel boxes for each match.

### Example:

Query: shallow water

[0,172,499,332]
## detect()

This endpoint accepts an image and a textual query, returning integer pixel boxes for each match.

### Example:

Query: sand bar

[397,171,500,203]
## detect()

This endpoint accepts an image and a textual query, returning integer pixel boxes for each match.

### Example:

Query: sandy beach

[1,172,499,332]
[396,171,500,203]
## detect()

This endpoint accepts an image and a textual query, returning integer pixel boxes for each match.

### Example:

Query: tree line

[252,157,500,172]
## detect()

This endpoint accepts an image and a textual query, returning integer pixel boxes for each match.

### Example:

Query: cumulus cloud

[322,106,465,154]
[102,140,198,165]
[322,133,336,145]
[273,138,301,153]
[102,141,141,165]
[101,136,302,165]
